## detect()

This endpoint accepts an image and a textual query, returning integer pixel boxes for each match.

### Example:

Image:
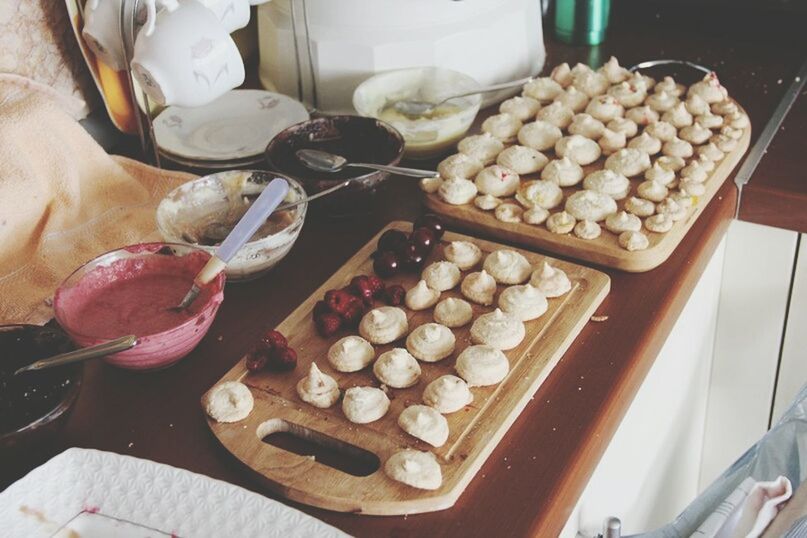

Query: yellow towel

[0,77,194,324]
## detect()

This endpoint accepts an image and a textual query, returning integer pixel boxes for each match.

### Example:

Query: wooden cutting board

[424,106,751,273]
[206,222,609,515]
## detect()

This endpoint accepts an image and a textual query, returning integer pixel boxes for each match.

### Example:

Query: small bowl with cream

[156,170,307,281]
[53,243,225,371]
[353,67,482,159]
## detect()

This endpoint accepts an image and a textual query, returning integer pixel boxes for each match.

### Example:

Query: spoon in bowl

[14,334,138,375]
[296,149,436,178]
[392,75,535,118]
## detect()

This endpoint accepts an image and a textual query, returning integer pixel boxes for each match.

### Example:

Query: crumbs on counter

[590,315,609,322]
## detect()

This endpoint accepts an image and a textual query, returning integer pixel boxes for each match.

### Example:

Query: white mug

[131,0,246,107]
[82,0,127,70]
[196,0,251,33]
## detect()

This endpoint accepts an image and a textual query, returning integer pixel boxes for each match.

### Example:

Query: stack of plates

[154,89,310,170]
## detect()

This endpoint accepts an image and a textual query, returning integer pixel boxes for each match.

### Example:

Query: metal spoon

[14,335,138,375]
[392,75,535,118]
[296,149,436,178]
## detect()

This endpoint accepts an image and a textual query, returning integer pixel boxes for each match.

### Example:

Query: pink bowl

[53,243,225,371]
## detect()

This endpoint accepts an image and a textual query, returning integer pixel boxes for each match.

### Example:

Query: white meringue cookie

[405,280,440,311]
[296,363,340,408]
[498,283,548,321]
[422,261,461,292]
[535,101,575,129]
[656,155,686,171]
[572,69,609,97]
[697,142,725,161]
[419,175,442,194]
[628,132,662,155]
[712,133,738,153]
[482,113,523,141]
[398,405,449,447]
[475,165,520,197]
[644,161,676,185]
[625,196,656,217]
[585,94,625,122]
[656,198,688,221]
[359,307,409,344]
[328,335,375,372]
[625,105,659,126]
[342,386,390,424]
[550,62,573,87]
[523,206,550,225]
[598,128,627,155]
[470,308,526,350]
[679,123,712,145]
[496,145,548,174]
[695,153,717,171]
[406,323,455,362]
[438,178,478,205]
[645,121,677,142]
[461,270,497,305]
[604,148,651,177]
[655,76,685,97]
[661,137,694,159]
[373,348,421,389]
[495,203,524,224]
[458,133,505,165]
[574,219,602,240]
[423,375,473,414]
[568,113,606,139]
[727,111,749,129]
[554,86,590,113]
[523,77,564,102]
[696,112,723,129]
[646,90,679,113]
[605,210,642,233]
[530,262,571,297]
[438,152,483,180]
[540,157,584,187]
[644,213,674,233]
[474,194,501,211]
[661,101,693,128]
[516,179,564,209]
[456,345,510,387]
[444,240,482,271]
[204,381,253,423]
[687,72,728,104]
[599,56,631,84]
[711,100,738,116]
[679,178,706,196]
[669,190,696,209]
[686,93,710,116]
[483,249,532,284]
[546,211,576,234]
[618,230,650,251]
[721,125,744,140]
[384,450,442,490]
[607,117,639,138]
[555,134,602,165]
[630,71,655,92]
[583,169,632,199]
[433,297,473,328]
[499,95,541,121]
[637,179,669,203]
[681,161,710,183]
[565,189,618,221]
[518,120,563,151]
[607,81,647,108]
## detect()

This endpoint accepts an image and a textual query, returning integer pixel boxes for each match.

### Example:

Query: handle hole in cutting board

[258,419,380,477]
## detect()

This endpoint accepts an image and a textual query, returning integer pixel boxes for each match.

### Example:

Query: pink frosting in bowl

[53,243,225,371]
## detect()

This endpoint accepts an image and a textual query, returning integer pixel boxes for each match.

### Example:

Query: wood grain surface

[207,222,609,514]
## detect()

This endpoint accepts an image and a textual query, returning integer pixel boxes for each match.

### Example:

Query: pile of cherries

[372,214,445,278]
[245,330,298,372]
[312,274,407,337]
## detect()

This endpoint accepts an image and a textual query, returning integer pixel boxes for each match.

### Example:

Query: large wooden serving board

[206,222,609,515]
[424,107,751,273]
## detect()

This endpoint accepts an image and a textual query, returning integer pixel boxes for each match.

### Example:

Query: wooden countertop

[3,2,807,537]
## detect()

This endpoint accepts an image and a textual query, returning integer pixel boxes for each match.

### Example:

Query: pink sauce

[54,246,224,370]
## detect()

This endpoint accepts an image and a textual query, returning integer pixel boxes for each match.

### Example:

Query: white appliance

[257,0,545,113]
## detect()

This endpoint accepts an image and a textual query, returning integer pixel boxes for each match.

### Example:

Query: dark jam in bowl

[265,115,405,194]
[0,325,79,435]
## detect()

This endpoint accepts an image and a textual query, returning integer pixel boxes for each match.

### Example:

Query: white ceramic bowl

[156,171,306,281]
[353,67,482,159]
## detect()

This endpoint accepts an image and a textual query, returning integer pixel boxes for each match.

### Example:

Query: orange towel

[0,77,194,324]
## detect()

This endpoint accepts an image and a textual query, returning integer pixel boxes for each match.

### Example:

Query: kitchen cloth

[0,76,194,325]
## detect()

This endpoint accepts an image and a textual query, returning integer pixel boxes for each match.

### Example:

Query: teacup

[82,0,128,71]
[131,0,245,107]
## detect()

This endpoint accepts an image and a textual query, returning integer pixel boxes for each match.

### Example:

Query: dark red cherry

[377,229,408,252]
[414,214,445,239]
[373,251,400,278]
[410,227,436,254]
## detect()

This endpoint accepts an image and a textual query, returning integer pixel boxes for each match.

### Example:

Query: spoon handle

[14,335,138,375]
[275,180,352,212]
[348,163,436,178]
[437,76,535,105]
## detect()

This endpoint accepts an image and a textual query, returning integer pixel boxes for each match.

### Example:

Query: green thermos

[552,0,611,46]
